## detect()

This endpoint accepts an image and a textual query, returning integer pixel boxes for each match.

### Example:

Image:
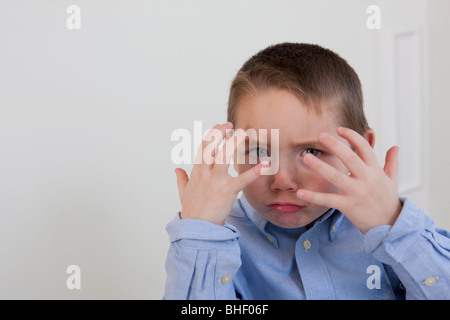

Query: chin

[269,213,310,229]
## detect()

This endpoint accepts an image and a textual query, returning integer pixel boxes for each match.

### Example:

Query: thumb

[383,146,399,187]
[174,168,189,202]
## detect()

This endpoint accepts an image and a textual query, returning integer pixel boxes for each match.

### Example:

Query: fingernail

[261,160,270,168]
[297,190,304,198]
[303,154,313,164]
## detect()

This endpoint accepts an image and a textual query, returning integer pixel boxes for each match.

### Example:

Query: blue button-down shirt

[164,195,450,299]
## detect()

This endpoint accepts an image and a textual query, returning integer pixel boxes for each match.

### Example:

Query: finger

[194,122,233,166]
[214,128,246,172]
[384,146,399,187]
[174,168,189,201]
[296,188,345,211]
[230,160,269,192]
[318,131,366,177]
[335,127,379,168]
[303,153,352,191]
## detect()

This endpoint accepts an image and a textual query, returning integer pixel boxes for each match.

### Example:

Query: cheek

[241,184,264,212]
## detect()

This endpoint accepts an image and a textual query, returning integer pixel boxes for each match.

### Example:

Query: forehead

[234,89,340,143]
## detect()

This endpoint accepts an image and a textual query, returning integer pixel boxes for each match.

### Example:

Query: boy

[164,43,450,299]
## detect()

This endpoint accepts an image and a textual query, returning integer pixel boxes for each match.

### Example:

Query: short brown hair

[227,42,369,134]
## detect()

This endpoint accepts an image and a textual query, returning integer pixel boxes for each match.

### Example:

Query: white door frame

[377,0,429,210]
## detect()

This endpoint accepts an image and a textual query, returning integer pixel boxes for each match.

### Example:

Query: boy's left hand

[296,127,403,234]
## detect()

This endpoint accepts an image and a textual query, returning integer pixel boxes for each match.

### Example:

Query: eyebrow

[244,137,324,149]
[291,141,324,148]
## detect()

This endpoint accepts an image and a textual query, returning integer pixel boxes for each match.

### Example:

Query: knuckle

[236,174,247,190]
[365,170,380,187]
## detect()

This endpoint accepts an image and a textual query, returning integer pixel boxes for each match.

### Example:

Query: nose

[270,160,299,192]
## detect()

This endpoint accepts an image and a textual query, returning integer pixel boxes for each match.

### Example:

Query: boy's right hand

[175,122,269,226]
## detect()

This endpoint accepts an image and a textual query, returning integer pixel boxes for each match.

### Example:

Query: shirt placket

[295,219,336,300]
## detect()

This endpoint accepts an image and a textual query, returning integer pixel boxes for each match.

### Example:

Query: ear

[362,128,376,148]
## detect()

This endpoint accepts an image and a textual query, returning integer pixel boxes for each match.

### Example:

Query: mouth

[268,202,306,213]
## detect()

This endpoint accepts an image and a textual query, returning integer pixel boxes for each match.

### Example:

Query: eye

[300,148,322,157]
[248,147,270,158]
[256,147,268,158]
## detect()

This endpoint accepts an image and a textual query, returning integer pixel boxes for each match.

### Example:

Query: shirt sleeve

[364,198,450,299]
[163,214,242,300]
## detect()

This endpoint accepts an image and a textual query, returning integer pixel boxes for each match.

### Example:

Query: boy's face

[234,88,350,229]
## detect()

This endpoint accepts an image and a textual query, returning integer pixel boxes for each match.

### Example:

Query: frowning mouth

[268,202,306,213]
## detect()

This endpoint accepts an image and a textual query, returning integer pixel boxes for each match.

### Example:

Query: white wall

[0,0,448,299]
[427,0,450,230]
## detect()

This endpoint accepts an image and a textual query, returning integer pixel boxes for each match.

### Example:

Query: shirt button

[221,275,232,284]
[302,239,312,250]
[267,236,275,243]
[331,225,336,233]
[423,276,438,287]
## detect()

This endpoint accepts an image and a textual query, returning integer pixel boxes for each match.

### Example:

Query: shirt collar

[328,209,344,241]
[238,194,269,234]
